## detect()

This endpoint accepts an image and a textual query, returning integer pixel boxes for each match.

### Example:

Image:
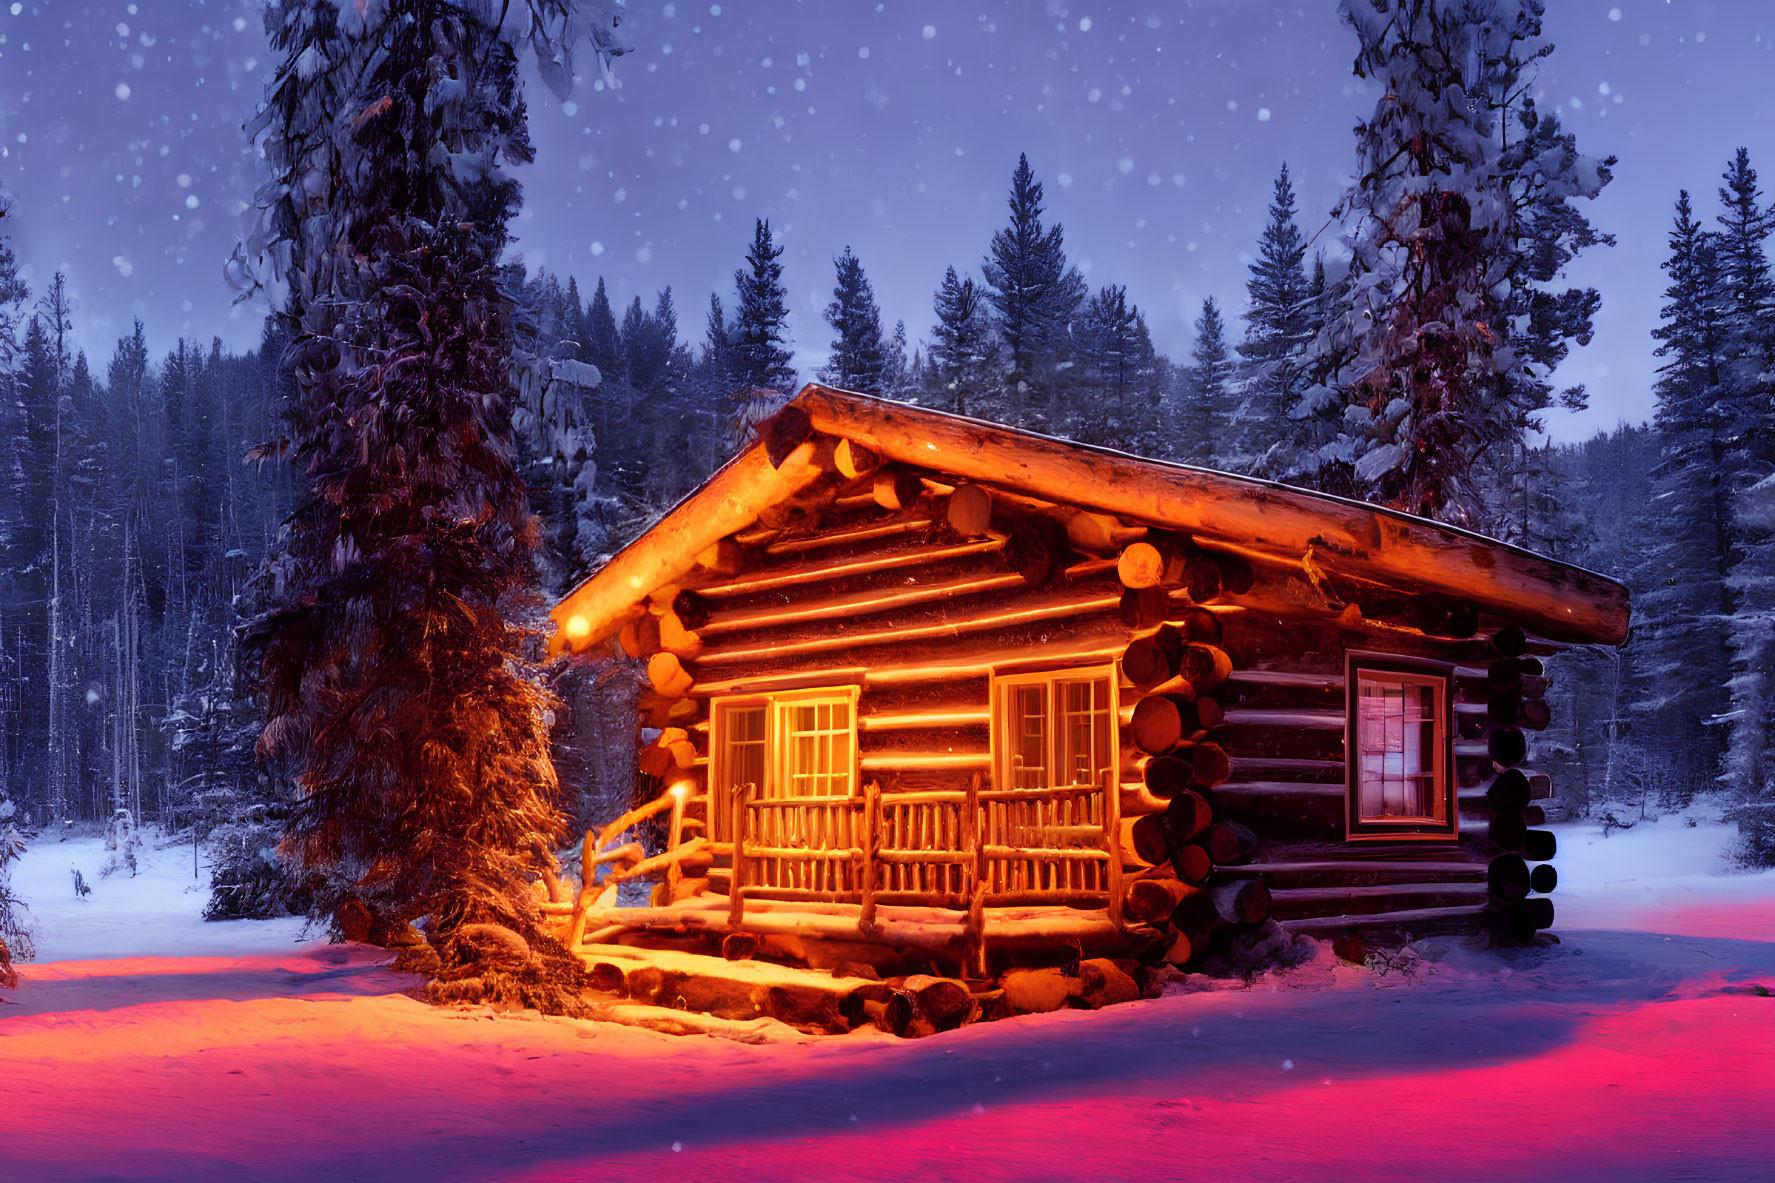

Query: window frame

[708,685,862,830]
[988,663,1121,793]
[1344,652,1457,842]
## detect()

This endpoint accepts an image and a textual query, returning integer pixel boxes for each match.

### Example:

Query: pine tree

[584,276,621,383]
[1180,296,1235,466]
[820,247,887,392]
[562,275,584,357]
[1077,284,1140,447]
[1299,0,1613,526]
[232,0,626,1011]
[730,218,795,393]
[930,266,999,417]
[1232,165,1314,474]
[1709,149,1775,853]
[881,320,912,400]
[1632,192,1733,803]
[981,154,1085,427]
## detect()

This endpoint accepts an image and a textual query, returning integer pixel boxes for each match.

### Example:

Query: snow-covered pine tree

[1631,191,1733,802]
[981,154,1086,430]
[820,246,887,392]
[725,218,795,447]
[1178,296,1235,466]
[232,0,628,1013]
[1076,284,1140,448]
[584,276,622,387]
[1231,164,1315,475]
[730,218,796,393]
[1532,426,1658,820]
[881,320,913,401]
[1709,149,1775,856]
[929,265,999,417]
[1298,0,1613,526]
[562,275,584,357]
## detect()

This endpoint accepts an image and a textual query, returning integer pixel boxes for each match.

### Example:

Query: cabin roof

[550,384,1630,653]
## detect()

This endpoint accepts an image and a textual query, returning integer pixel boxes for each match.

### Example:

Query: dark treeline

[0,217,292,855]
[1,0,1772,905]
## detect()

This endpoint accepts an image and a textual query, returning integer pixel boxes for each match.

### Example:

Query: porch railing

[715,769,1122,929]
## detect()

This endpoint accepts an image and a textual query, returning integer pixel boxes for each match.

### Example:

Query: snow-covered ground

[8,829,308,963]
[3,818,1773,1182]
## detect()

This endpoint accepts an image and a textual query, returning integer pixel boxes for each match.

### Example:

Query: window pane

[1356,673,1443,823]
[1007,684,1048,789]
[1057,676,1112,788]
[778,696,853,797]
[722,705,768,792]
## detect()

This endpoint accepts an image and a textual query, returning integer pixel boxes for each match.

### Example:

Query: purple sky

[1,1,1771,441]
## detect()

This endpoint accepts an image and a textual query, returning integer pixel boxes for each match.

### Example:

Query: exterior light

[565,614,591,639]
[670,782,690,799]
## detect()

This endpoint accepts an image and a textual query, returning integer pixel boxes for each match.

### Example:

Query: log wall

[601,441,1563,952]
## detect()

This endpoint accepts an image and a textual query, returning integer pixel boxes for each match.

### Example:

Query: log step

[1267,881,1491,921]
[577,942,883,1034]
[1278,904,1485,939]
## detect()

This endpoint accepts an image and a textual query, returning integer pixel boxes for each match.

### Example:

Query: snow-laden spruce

[1297,0,1614,528]
[230,0,628,1014]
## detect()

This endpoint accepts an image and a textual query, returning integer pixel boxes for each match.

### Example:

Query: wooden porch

[555,771,1134,976]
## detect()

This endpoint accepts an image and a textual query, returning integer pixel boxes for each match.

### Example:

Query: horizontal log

[1208,781,1344,841]
[696,576,1127,665]
[693,536,1006,600]
[1268,881,1490,921]
[859,708,993,732]
[1277,904,1484,938]
[1218,859,1486,889]
[1224,708,1344,730]
[700,571,1026,637]
[860,752,990,771]
[1228,756,1346,782]
[1227,669,1346,691]
[686,618,1140,697]
[763,513,938,558]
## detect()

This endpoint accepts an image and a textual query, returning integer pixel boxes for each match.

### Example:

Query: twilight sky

[0,1,1771,441]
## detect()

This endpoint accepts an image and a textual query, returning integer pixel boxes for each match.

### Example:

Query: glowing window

[992,666,1117,791]
[711,688,858,803]
[1348,661,1453,839]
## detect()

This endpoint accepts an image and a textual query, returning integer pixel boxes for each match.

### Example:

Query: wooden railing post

[664,785,688,905]
[728,782,751,928]
[1103,768,1124,930]
[964,771,986,976]
[859,781,880,934]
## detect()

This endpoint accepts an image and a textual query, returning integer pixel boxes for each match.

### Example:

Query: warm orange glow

[564,614,592,639]
[670,782,690,799]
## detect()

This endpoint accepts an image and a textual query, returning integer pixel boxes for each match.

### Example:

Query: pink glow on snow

[5,934,1773,1182]
[2,819,1770,1181]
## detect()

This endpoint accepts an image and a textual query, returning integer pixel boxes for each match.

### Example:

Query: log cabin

[542,384,1629,1020]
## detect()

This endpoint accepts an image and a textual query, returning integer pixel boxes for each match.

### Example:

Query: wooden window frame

[989,663,1121,793]
[1344,652,1457,842]
[709,685,862,811]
